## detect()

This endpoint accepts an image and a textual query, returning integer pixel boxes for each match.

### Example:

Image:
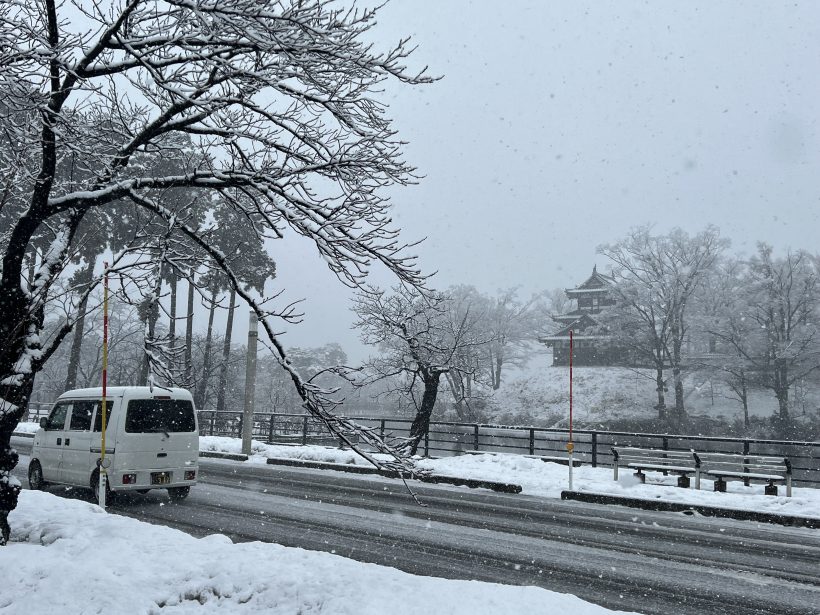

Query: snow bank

[200,436,388,465]
[418,453,820,520]
[11,421,40,435]
[2,490,636,615]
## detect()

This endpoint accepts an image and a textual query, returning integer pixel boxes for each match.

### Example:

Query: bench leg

[713,477,727,493]
[764,482,778,496]
[633,471,645,483]
[677,475,690,489]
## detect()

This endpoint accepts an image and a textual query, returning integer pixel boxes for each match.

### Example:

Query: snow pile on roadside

[2,490,637,615]
[200,436,820,520]
[200,435,387,465]
[418,453,820,519]
[11,421,40,434]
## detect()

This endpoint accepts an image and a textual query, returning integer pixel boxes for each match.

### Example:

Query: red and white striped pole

[567,329,574,490]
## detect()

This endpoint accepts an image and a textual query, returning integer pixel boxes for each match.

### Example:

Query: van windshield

[125,399,196,434]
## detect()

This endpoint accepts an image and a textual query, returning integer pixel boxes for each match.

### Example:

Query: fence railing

[22,405,819,488]
[197,410,820,488]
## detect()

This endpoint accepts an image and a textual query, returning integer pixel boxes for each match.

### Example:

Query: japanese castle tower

[540,266,626,366]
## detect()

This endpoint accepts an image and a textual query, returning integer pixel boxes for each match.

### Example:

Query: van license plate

[151,472,171,485]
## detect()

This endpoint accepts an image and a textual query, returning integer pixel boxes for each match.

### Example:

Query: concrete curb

[266,456,381,474]
[561,490,820,529]
[199,451,248,462]
[265,456,522,493]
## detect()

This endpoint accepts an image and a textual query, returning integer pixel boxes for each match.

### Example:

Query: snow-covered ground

[200,435,820,520]
[3,490,638,615]
[485,353,820,426]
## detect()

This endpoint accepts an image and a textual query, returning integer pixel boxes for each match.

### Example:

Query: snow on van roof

[58,386,193,398]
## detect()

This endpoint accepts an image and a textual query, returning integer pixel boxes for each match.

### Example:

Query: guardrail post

[209,414,215,436]
[268,414,275,443]
[591,432,598,467]
[302,416,308,446]
[529,428,535,455]
[424,432,430,457]
[662,436,669,451]
[473,424,480,451]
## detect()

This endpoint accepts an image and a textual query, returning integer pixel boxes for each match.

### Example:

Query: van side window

[125,399,196,433]
[92,401,113,432]
[67,401,94,431]
[45,403,70,431]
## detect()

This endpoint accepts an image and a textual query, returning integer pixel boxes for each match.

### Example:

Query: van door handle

[56,438,61,445]
[157,453,167,458]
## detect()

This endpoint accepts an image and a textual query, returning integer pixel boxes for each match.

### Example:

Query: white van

[28,386,199,502]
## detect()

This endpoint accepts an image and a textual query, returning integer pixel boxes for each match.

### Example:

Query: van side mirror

[39,417,48,429]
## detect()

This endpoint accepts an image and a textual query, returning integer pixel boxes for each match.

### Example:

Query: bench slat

[627,463,694,472]
[704,470,784,480]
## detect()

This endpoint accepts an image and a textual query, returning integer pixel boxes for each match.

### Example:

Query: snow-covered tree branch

[0,0,434,543]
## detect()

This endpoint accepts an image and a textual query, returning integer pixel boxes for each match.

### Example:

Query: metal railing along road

[197,410,820,488]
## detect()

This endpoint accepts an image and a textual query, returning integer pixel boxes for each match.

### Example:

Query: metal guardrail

[196,410,820,489]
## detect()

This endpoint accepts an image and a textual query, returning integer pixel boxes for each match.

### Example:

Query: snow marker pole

[99,262,109,509]
[567,329,574,491]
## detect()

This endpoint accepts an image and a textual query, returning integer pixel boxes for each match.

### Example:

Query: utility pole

[241,310,258,455]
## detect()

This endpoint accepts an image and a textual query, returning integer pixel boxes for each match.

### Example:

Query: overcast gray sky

[263,1,820,362]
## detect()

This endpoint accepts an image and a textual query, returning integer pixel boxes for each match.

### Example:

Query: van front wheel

[167,486,190,502]
[28,460,47,490]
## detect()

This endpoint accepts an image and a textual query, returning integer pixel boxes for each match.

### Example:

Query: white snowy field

[200,435,820,520]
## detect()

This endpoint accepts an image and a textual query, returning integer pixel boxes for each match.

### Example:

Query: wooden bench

[693,452,792,496]
[611,446,697,488]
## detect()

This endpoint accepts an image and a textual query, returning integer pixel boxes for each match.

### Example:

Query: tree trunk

[494,354,503,390]
[0,376,34,544]
[655,363,666,419]
[184,276,195,387]
[215,287,236,413]
[671,319,685,418]
[195,288,218,409]
[1,210,85,545]
[407,371,441,456]
[138,298,161,385]
[64,256,95,390]
[169,272,178,380]
[444,372,462,418]
[774,360,789,422]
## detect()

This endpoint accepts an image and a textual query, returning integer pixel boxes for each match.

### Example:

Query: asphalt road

[10,437,820,615]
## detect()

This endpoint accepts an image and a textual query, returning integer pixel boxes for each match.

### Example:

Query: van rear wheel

[90,471,115,505]
[167,486,190,502]
[28,460,47,490]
